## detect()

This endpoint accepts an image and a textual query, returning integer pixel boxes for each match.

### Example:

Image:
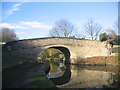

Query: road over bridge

[5,37,110,64]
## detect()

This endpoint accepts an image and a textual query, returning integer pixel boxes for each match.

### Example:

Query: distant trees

[99,28,120,45]
[99,28,117,41]
[106,28,117,40]
[83,18,102,40]
[49,19,77,38]
[99,29,117,41]
[38,48,65,63]
[0,28,18,42]
[49,18,118,42]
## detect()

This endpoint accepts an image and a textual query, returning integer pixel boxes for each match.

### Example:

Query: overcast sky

[1,1,118,40]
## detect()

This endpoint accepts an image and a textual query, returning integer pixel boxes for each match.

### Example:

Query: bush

[99,33,107,42]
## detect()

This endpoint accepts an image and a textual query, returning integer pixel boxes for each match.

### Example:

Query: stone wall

[6,37,110,64]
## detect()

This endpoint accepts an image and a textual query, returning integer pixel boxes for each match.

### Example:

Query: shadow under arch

[47,46,71,85]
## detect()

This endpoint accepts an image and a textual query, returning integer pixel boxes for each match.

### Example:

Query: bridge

[5,37,110,64]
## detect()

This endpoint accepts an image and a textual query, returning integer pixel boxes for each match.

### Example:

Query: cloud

[0,21,52,30]
[16,31,26,35]
[21,21,53,29]
[0,23,27,29]
[7,3,23,16]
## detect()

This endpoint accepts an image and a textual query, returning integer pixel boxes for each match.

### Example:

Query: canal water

[47,62,119,88]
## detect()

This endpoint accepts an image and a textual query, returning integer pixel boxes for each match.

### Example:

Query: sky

[1,1,118,40]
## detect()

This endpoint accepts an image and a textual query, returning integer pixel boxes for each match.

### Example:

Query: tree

[99,29,120,44]
[99,33,107,41]
[49,19,77,37]
[83,18,102,40]
[106,28,116,40]
[0,28,18,42]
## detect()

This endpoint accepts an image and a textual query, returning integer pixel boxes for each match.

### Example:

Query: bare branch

[49,19,77,38]
[83,18,102,40]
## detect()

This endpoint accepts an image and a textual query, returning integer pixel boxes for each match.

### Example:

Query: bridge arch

[46,46,71,64]
[5,37,109,64]
[39,45,71,64]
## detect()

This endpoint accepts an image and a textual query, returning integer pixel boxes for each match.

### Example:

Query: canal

[47,62,119,88]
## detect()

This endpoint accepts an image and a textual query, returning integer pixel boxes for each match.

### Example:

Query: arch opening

[37,46,71,84]
[37,46,71,64]
[48,46,70,64]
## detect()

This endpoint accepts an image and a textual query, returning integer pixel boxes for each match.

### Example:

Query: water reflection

[47,62,66,78]
[47,62,119,88]
[63,65,118,88]
[47,61,71,85]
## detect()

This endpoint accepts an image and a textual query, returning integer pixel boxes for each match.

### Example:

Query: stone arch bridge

[5,37,110,64]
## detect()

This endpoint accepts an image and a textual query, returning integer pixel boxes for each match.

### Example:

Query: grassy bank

[3,62,40,88]
[2,46,32,69]
[21,71,55,88]
[2,45,55,88]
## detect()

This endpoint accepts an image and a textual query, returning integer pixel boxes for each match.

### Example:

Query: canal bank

[76,56,119,66]
[2,46,56,88]
[9,62,56,88]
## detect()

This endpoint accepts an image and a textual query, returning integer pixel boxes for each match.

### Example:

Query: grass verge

[2,45,32,69]
[21,72,55,88]
[2,62,40,88]
[2,45,55,88]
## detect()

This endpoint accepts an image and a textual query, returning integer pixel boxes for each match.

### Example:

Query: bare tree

[0,28,18,42]
[83,18,102,40]
[106,28,117,40]
[49,19,77,38]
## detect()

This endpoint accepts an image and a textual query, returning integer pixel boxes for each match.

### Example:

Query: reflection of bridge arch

[50,64,71,85]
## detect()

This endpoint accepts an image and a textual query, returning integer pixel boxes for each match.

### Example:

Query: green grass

[2,46,55,88]
[2,63,40,88]
[21,72,56,88]
[2,46,32,69]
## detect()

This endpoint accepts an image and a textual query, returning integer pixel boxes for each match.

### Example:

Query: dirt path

[9,63,48,88]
